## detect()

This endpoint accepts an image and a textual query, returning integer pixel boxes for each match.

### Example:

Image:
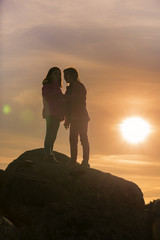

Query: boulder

[0,169,4,192]
[0,169,4,182]
[0,216,17,240]
[146,199,160,240]
[1,148,145,240]
[0,169,5,215]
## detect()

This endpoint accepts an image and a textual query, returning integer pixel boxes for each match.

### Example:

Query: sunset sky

[1,0,160,203]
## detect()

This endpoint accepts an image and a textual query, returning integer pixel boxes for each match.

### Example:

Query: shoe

[69,160,78,165]
[81,161,90,168]
[47,155,59,163]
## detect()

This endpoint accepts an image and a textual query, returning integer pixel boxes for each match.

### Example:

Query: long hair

[43,67,62,87]
[63,67,79,81]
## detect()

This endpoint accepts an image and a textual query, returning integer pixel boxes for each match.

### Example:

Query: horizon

[1,0,160,204]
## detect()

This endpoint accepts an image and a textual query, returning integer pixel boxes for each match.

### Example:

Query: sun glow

[120,117,151,144]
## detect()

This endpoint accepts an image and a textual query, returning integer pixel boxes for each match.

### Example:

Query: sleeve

[71,82,86,103]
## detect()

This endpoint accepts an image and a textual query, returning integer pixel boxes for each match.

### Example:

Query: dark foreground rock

[0,169,5,215]
[0,216,17,240]
[0,148,146,240]
[145,199,160,240]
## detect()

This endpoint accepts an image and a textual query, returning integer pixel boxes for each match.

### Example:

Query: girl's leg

[70,121,79,163]
[44,116,52,157]
[44,116,60,158]
[50,117,60,155]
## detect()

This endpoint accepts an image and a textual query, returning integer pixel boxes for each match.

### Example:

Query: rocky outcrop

[0,148,146,240]
[145,199,160,240]
[0,169,5,215]
[0,216,18,240]
[0,169,4,193]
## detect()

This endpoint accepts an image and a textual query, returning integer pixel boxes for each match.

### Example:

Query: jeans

[70,120,90,163]
[44,116,60,156]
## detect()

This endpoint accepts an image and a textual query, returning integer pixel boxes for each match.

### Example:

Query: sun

[120,117,151,144]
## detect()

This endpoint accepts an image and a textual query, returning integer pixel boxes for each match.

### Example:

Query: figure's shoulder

[42,82,50,87]
[73,80,86,94]
[74,80,86,89]
[42,82,53,95]
[77,80,84,85]
[42,82,50,91]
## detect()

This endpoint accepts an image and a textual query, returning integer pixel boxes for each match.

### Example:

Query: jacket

[65,80,90,121]
[42,82,64,121]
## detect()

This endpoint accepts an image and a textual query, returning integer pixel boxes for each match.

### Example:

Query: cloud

[1,0,160,35]
[2,23,160,73]
[91,153,160,176]
[12,89,41,106]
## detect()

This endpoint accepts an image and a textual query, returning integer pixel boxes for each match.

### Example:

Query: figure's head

[43,67,62,87]
[63,67,79,84]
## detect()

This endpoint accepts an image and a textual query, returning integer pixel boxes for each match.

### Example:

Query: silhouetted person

[42,67,64,162]
[64,67,90,167]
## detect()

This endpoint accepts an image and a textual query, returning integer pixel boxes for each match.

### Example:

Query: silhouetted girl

[64,67,90,167]
[42,67,64,162]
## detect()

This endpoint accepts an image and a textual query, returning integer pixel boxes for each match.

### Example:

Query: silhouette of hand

[64,120,70,130]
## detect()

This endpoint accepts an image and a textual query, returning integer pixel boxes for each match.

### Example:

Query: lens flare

[2,105,11,114]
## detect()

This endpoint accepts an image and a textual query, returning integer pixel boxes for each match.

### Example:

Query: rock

[1,148,146,240]
[0,169,5,215]
[0,169,4,192]
[0,216,18,240]
[145,199,160,240]
[0,169,4,183]
[153,218,160,240]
